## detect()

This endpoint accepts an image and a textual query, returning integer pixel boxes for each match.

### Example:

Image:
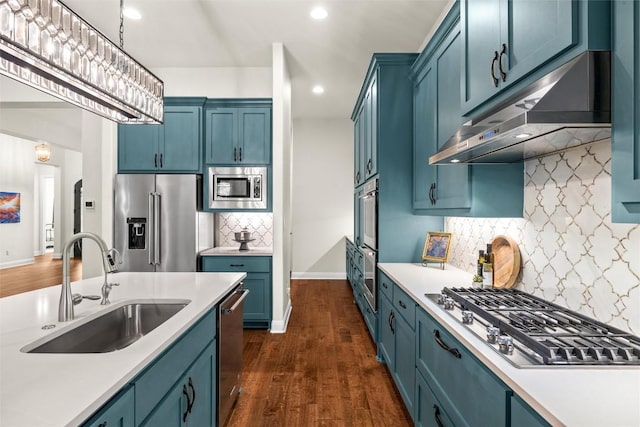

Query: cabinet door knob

[490,50,500,87]
[498,43,507,82]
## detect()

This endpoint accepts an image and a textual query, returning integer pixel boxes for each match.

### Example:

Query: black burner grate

[443,288,640,365]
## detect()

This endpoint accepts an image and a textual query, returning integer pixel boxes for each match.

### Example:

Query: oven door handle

[433,329,461,359]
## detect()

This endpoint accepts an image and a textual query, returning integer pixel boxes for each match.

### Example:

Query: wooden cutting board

[491,235,521,288]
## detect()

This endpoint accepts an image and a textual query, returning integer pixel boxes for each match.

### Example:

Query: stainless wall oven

[208,166,267,210]
[360,178,378,312]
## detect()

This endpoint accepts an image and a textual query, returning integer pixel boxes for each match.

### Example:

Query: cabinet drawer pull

[490,50,500,87]
[239,147,242,162]
[382,281,388,289]
[233,147,237,162]
[98,422,107,427]
[229,264,245,267]
[367,159,372,173]
[433,404,445,427]
[390,311,395,334]
[498,43,507,82]
[154,153,158,168]
[159,153,163,168]
[433,329,461,359]
[182,384,190,422]
[398,299,407,309]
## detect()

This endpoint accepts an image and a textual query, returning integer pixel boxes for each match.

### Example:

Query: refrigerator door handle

[148,192,155,265]
[154,192,161,265]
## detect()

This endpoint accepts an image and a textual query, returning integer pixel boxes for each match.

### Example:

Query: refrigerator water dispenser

[127,217,146,249]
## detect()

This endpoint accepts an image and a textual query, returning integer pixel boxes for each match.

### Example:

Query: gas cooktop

[427,288,640,368]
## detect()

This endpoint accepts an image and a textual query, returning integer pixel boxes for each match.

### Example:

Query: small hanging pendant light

[35,142,51,162]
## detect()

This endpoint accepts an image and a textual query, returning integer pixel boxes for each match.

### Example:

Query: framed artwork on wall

[422,231,452,263]
[0,192,21,224]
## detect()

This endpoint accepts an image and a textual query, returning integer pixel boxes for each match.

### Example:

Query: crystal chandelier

[0,0,164,123]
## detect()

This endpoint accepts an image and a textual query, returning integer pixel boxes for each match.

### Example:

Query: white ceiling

[1,0,452,144]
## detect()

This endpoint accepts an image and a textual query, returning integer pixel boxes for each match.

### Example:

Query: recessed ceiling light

[312,85,325,95]
[450,159,461,163]
[123,7,142,20]
[310,6,328,20]
[515,133,532,139]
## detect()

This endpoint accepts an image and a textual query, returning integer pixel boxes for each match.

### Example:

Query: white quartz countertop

[200,246,273,256]
[378,263,640,427]
[0,271,245,427]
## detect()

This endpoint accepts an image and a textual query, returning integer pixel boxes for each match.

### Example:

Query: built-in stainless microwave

[208,166,267,210]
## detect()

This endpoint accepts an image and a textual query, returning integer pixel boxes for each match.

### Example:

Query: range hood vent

[430,51,611,165]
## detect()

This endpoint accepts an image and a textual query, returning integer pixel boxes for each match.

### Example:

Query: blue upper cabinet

[118,98,205,173]
[205,100,272,165]
[352,54,443,262]
[461,0,610,117]
[411,3,523,218]
[612,0,640,223]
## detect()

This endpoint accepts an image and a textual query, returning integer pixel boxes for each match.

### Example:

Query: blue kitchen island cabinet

[140,340,215,427]
[461,0,610,117]
[416,307,511,427]
[118,98,205,173]
[415,369,456,427]
[377,271,416,419]
[81,308,217,427]
[201,256,272,329]
[204,100,271,165]
[411,3,523,217]
[612,0,640,223]
[83,386,135,427]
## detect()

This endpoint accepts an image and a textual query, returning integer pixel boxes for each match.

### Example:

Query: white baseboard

[270,300,292,334]
[291,272,347,280]
[0,258,34,269]
[34,250,43,257]
[52,252,62,259]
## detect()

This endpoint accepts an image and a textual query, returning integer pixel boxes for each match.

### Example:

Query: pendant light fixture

[35,141,50,161]
[0,0,164,123]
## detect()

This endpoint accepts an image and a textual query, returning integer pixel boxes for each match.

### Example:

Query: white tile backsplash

[215,213,273,248]
[445,141,640,335]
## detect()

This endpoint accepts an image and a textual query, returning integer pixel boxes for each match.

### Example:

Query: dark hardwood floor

[0,253,82,298]
[226,279,412,427]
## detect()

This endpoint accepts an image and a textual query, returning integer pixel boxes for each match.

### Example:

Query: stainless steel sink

[24,300,190,353]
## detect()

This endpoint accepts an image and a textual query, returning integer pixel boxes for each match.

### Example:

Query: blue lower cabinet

[376,274,416,421]
[82,386,135,427]
[141,340,215,427]
[415,370,455,427]
[242,273,272,329]
[511,395,551,427]
[201,256,272,329]
[416,308,510,427]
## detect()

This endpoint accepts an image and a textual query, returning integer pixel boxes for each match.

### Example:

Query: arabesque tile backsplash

[215,213,273,248]
[445,141,640,335]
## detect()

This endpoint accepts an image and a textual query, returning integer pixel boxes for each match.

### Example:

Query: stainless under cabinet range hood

[430,51,611,165]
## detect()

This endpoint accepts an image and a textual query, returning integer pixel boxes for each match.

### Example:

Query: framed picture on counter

[422,231,452,263]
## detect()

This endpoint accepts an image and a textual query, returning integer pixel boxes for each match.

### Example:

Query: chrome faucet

[59,232,118,322]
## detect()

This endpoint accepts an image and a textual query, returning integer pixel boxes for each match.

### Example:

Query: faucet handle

[100,282,119,305]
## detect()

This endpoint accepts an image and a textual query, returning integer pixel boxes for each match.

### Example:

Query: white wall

[271,43,293,333]
[153,67,272,98]
[0,135,35,267]
[291,118,354,278]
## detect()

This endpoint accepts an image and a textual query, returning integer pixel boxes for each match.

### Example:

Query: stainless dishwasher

[219,284,250,426]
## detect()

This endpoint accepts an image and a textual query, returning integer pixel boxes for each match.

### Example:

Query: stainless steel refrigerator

[114,174,202,272]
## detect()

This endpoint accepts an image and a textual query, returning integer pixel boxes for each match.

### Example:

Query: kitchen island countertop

[378,263,640,427]
[0,271,245,427]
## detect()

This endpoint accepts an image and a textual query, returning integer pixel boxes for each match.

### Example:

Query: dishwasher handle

[221,288,250,314]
